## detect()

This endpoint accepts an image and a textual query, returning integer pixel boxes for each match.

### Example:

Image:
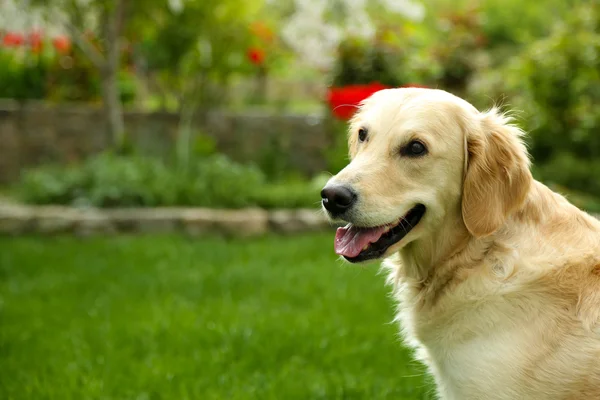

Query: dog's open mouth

[334,204,426,263]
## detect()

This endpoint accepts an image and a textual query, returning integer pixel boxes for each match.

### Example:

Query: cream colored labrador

[321,88,600,399]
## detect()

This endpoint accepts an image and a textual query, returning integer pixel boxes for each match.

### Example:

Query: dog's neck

[395,205,496,291]
[393,181,568,292]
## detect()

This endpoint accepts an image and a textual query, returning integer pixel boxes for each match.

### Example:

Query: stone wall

[0,100,331,183]
[0,202,334,237]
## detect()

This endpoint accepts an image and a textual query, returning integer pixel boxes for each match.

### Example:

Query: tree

[26,0,127,151]
[133,0,264,167]
[27,0,264,155]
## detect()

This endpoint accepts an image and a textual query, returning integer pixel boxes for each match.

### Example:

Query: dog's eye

[358,128,368,142]
[402,140,427,157]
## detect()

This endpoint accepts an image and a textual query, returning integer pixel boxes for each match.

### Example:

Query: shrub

[18,164,87,205]
[180,154,265,208]
[323,119,351,174]
[17,152,320,209]
[0,50,49,100]
[331,38,405,88]
[532,154,600,202]
[0,38,135,104]
[252,175,327,209]
[512,5,600,165]
[478,0,572,49]
[19,153,175,207]
[430,8,488,93]
[469,3,600,197]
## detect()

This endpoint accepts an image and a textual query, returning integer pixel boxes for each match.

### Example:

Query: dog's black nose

[321,185,356,215]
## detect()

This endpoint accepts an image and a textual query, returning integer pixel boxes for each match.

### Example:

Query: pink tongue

[334,224,388,258]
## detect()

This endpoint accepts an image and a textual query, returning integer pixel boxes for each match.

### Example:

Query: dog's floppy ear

[462,109,533,237]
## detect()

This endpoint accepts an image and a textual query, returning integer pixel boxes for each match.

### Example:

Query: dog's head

[322,88,532,263]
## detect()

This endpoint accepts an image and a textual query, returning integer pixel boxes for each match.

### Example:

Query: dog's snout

[321,184,356,215]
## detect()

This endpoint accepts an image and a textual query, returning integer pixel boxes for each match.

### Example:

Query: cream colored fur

[326,88,600,399]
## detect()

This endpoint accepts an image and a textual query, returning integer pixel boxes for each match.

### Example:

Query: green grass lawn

[0,234,434,399]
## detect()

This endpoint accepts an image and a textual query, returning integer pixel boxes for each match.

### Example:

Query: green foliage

[532,154,600,203]
[19,153,173,207]
[0,51,49,100]
[17,152,320,209]
[495,4,600,195]
[17,164,88,205]
[252,175,327,209]
[323,120,351,175]
[331,38,405,87]
[182,154,266,208]
[191,133,218,157]
[327,8,487,93]
[254,135,291,181]
[430,9,487,93]
[0,46,139,104]
[477,0,573,49]
[45,48,103,103]
[136,0,264,110]
[118,70,137,104]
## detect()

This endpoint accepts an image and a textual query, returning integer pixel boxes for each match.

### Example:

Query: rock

[212,208,269,237]
[104,209,138,233]
[0,202,343,237]
[269,209,332,234]
[269,210,303,234]
[74,212,115,236]
[295,209,333,231]
[108,209,180,234]
[0,204,33,235]
[181,209,217,236]
[33,206,80,234]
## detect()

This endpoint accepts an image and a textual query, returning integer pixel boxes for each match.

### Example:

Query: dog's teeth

[384,226,390,232]
[362,244,369,250]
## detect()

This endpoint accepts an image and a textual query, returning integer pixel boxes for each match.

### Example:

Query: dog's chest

[414,327,532,399]
[395,287,552,399]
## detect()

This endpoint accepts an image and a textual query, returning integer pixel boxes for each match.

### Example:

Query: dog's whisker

[331,104,361,113]
[399,216,414,232]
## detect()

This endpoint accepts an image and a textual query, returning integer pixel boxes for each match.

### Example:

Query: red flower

[52,35,72,54]
[327,83,429,119]
[2,32,24,47]
[326,83,390,120]
[29,31,43,53]
[247,47,265,66]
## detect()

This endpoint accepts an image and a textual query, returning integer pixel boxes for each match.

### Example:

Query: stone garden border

[0,203,335,237]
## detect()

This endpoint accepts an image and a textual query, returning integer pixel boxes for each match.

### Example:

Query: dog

[321,88,600,399]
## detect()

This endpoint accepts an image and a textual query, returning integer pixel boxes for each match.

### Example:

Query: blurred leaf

[17,152,318,209]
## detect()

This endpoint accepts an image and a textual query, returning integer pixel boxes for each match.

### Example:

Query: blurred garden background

[0,0,598,398]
